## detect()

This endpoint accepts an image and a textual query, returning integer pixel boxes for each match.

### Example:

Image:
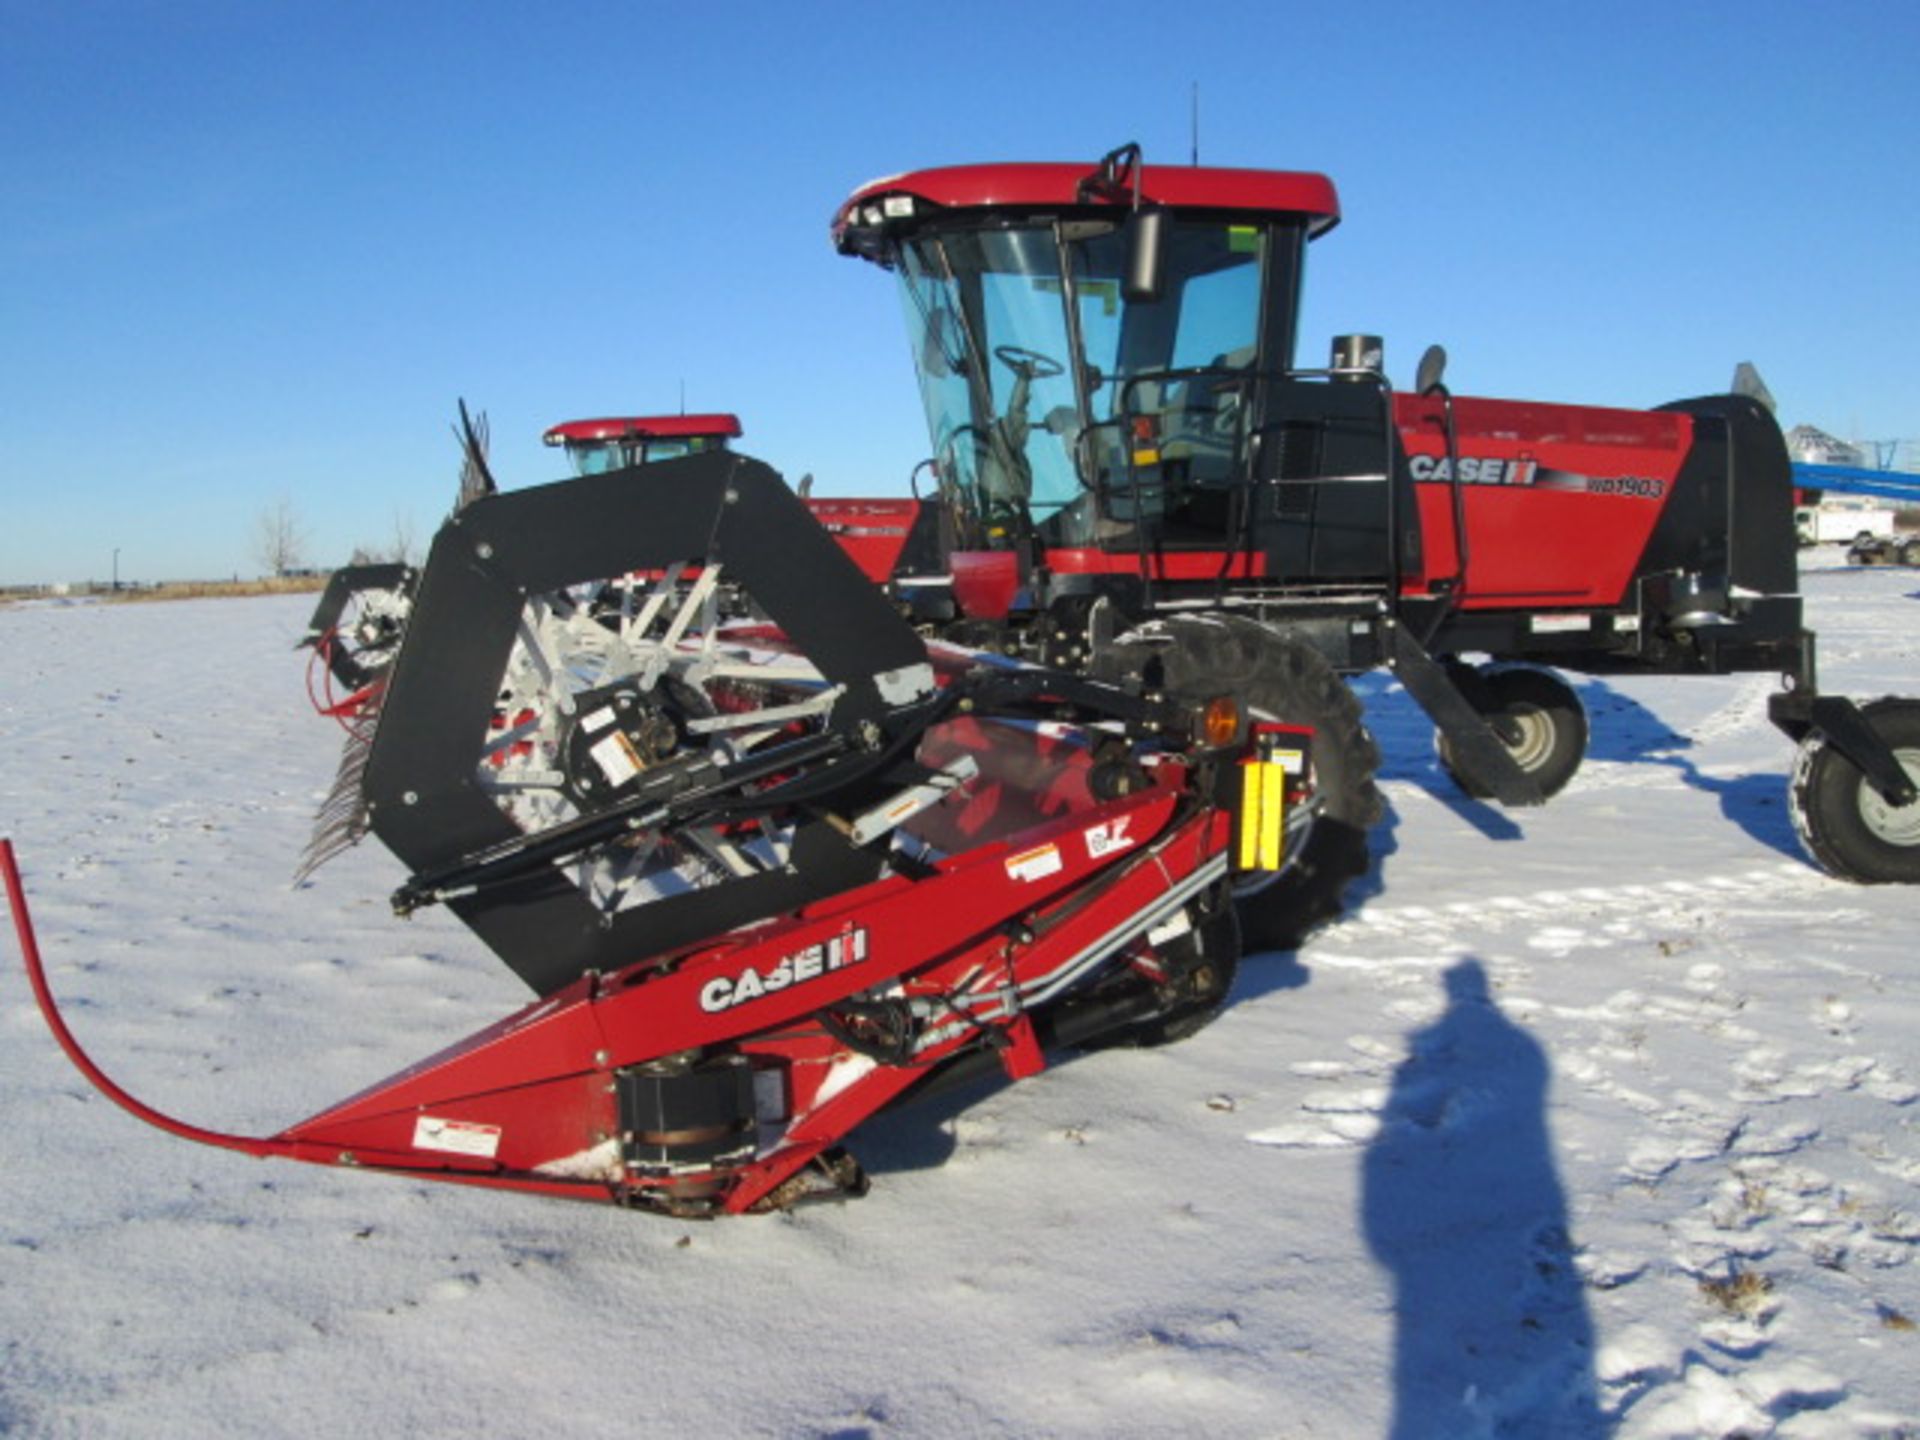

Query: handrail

[1112,363,1404,592]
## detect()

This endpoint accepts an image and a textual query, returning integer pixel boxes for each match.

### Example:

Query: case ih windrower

[7,145,1918,1221]
[297,411,749,721]
[296,409,938,725]
[826,145,1920,908]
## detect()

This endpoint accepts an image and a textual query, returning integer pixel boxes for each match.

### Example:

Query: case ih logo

[1408,454,1538,486]
[698,928,871,1013]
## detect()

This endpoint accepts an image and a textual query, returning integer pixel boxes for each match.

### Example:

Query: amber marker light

[1203,696,1241,748]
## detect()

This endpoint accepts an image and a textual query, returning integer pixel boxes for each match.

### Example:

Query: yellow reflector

[1238,763,1264,871]
[1237,756,1289,871]
[1258,759,1285,870]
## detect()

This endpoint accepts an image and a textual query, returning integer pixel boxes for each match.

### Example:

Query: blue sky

[2,0,1914,585]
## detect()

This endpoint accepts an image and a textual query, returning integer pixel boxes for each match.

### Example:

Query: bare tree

[346,511,419,568]
[253,496,308,577]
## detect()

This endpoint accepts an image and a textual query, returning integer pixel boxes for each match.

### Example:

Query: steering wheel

[993,345,1065,380]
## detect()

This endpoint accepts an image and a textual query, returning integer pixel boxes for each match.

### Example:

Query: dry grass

[1699,1268,1775,1319]
[2,577,330,607]
[104,577,328,603]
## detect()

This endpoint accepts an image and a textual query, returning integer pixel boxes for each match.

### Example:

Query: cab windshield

[567,441,637,476]
[561,435,725,478]
[893,217,1283,546]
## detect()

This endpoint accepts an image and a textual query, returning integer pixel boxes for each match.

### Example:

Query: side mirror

[1122,206,1167,304]
[1415,344,1448,397]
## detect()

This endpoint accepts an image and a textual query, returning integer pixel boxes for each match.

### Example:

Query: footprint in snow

[1286,1059,1356,1079]
[1344,1034,1403,1068]
[1574,1249,1647,1290]
[1865,1076,1920,1106]
[1528,925,1600,957]
[1245,1113,1381,1150]
[1732,1119,1822,1158]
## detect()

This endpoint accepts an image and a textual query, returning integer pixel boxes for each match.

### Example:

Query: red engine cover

[1395,395,1692,609]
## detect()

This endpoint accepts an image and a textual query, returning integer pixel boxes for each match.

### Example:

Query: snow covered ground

[2,556,1917,1439]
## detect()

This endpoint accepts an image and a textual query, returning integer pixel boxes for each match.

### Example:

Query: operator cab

[544,413,743,477]
[834,148,1416,594]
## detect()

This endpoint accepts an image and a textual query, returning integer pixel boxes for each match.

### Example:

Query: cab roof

[833,161,1340,256]
[541,414,743,446]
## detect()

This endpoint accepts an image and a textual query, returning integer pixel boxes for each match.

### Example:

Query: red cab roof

[834,161,1340,251]
[542,413,743,446]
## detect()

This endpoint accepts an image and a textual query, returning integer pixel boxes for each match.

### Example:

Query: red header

[542,413,743,446]
[835,162,1340,247]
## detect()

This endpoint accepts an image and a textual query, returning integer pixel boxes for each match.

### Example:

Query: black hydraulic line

[393,662,1191,916]
[392,728,857,914]
[883,981,1167,1113]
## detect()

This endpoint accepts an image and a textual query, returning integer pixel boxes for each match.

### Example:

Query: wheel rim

[1503,706,1556,772]
[1858,747,1920,847]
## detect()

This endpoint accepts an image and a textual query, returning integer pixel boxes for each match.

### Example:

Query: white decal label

[1005,843,1064,883]
[1529,613,1590,634]
[412,1115,502,1159]
[581,705,618,735]
[1084,817,1136,859]
[589,730,642,786]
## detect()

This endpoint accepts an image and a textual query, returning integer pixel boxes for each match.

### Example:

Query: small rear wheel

[1437,666,1588,801]
[1789,698,1920,884]
[1092,894,1242,1048]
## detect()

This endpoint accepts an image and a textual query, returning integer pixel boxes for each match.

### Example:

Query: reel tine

[294,691,384,885]
[454,399,496,511]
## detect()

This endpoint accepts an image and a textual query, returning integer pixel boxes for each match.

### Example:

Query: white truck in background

[1795,503,1896,547]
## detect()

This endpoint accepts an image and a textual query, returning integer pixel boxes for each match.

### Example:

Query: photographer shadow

[1363,959,1602,1438]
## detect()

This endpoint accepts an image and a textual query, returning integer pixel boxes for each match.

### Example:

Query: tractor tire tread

[1788,696,1920,885]
[1121,616,1382,953]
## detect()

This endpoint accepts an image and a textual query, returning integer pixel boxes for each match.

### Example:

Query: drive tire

[1789,697,1920,884]
[1437,665,1588,801]
[1123,616,1383,953]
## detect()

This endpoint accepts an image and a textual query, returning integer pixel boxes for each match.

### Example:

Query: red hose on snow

[1,837,286,1159]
